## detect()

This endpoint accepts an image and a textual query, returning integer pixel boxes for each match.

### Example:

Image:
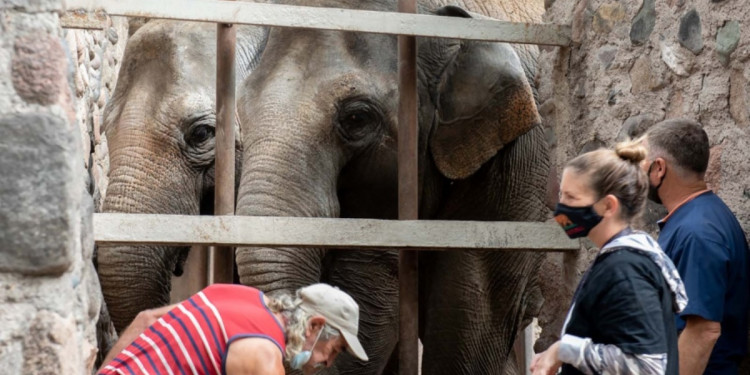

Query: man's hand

[531,341,563,375]
[678,315,721,375]
[97,303,178,372]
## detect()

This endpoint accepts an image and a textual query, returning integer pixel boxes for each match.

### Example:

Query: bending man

[98,283,368,375]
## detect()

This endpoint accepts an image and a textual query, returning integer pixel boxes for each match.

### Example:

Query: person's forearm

[97,303,179,372]
[558,334,667,375]
[678,324,720,375]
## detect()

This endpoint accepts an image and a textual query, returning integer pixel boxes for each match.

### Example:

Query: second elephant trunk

[235,155,339,293]
[97,245,183,332]
[235,96,344,294]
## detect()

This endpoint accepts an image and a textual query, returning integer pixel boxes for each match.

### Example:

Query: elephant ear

[429,6,541,180]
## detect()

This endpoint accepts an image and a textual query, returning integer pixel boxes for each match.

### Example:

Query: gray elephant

[96,20,267,333]
[234,0,549,374]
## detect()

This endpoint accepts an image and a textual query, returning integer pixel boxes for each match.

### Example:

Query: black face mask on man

[553,202,604,239]
[647,161,666,205]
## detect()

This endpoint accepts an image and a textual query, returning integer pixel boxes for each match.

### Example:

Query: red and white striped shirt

[99,284,286,375]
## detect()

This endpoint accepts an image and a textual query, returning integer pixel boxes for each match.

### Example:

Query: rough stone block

[597,45,618,69]
[729,70,749,127]
[592,2,626,34]
[716,21,740,67]
[617,113,662,141]
[705,145,723,192]
[22,311,78,375]
[578,139,605,155]
[629,56,653,94]
[0,303,36,375]
[660,42,694,77]
[11,33,67,106]
[630,0,655,45]
[81,189,95,261]
[0,0,61,12]
[678,9,703,54]
[0,113,81,275]
[666,89,684,118]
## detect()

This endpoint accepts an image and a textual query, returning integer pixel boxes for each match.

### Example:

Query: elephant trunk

[99,140,199,332]
[235,157,337,293]
[235,101,343,294]
[96,245,175,332]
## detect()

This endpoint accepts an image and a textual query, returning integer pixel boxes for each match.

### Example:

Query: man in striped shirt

[97,283,368,375]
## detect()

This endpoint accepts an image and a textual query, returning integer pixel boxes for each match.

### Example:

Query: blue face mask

[291,327,324,370]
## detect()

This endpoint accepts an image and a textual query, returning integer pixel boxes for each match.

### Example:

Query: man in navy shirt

[643,118,750,375]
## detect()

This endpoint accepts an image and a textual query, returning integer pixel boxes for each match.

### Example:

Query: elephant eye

[186,124,215,147]
[336,98,384,145]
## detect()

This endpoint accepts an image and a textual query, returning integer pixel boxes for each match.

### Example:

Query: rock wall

[535,0,749,361]
[0,0,126,372]
[64,16,126,213]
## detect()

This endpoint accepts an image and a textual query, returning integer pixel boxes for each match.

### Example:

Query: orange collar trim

[658,189,711,224]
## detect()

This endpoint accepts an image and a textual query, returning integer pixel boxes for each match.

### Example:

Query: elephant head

[235,1,548,374]
[97,20,266,332]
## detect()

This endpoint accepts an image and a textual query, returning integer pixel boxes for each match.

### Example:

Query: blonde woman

[532,141,687,375]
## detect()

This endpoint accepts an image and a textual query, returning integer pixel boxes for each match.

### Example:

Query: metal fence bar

[93,213,579,251]
[209,4,237,284]
[397,0,419,371]
[63,0,571,46]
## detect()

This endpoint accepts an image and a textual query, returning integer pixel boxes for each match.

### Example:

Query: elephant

[96,19,267,334]
[233,0,549,374]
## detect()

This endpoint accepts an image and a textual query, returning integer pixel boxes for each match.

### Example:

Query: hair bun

[615,140,647,164]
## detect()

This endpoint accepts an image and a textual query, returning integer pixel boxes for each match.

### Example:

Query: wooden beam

[63,0,571,46]
[93,213,579,251]
[60,9,107,29]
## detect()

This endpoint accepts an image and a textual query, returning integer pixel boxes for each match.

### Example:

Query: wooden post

[398,0,418,373]
[211,16,236,284]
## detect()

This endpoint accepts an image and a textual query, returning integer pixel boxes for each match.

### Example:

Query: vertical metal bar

[398,0,418,373]
[210,19,236,284]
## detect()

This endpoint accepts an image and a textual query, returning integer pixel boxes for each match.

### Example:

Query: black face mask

[553,202,604,239]
[647,161,666,205]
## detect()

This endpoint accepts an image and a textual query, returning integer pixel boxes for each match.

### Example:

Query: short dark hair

[646,118,709,176]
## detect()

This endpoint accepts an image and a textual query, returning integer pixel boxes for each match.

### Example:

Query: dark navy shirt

[658,191,750,375]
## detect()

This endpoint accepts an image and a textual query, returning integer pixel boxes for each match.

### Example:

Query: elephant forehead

[179,93,215,115]
[317,72,393,99]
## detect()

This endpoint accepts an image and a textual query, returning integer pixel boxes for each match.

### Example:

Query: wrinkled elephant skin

[97,20,266,333]
[234,0,550,374]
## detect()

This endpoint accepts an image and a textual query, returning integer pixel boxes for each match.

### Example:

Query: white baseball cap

[297,283,369,361]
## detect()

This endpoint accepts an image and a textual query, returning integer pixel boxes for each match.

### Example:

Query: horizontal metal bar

[60,9,107,29]
[93,213,579,251]
[63,0,571,46]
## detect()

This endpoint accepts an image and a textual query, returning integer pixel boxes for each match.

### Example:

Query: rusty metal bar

[397,0,418,372]
[210,19,236,284]
[63,0,572,46]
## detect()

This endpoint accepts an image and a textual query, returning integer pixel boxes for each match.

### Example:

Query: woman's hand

[531,341,563,375]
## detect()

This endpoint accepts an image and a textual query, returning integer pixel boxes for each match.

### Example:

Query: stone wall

[534,0,749,359]
[0,0,126,372]
[64,16,127,213]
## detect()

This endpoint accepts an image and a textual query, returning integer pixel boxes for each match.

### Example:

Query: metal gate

[62,1,577,373]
